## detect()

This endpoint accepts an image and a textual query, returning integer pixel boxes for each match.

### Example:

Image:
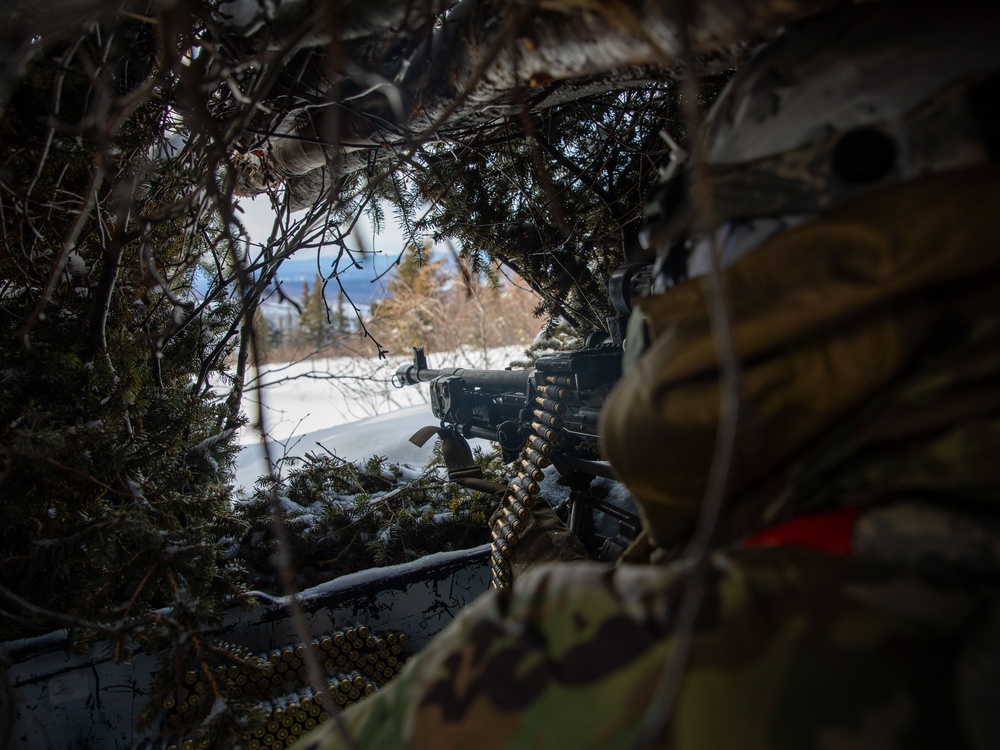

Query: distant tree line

[254,276,356,363]
[254,246,540,364]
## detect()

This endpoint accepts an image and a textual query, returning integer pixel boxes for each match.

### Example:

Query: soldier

[295,1,1000,748]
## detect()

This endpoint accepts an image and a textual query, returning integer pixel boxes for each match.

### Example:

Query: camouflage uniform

[296,549,993,750]
[602,167,1000,552]
[291,167,1000,750]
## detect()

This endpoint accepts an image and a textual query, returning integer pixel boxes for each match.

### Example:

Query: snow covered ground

[234,345,525,492]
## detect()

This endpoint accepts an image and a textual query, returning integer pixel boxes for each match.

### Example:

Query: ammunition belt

[489,377,567,590]
[158,627,410,749]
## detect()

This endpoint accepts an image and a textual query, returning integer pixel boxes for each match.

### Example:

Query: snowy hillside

[234,345,525,492]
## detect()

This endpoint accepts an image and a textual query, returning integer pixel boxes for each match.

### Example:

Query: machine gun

[393,264,653,579]
[393,341,622,467]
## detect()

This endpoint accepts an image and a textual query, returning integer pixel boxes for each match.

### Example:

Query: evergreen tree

[237,448,504,592]
[0,5,252,702]
[383,85,694,333]
[298,274,336,353]
[0,6,284,739]
[369,245,448,354]
[335,289,350,336]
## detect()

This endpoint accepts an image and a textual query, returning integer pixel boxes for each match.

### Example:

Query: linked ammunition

[490,562,509,584]
[491,524,516,546]
[516,472,541,494]
[525,448,552,468]
[509,499,532,521]
[532,409,563,429]
[159,628,414,749]
[512,485,534,504]
[534,396,567,415]
[537,384,572,400]
[527,434,554,456]
[490,540,510,566]
[529,422,560,444]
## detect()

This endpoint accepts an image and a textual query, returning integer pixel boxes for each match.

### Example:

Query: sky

[234,193,446,307]
[237,193,416,267]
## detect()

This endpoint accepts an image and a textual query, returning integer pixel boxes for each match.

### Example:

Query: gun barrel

[395,363,532,393]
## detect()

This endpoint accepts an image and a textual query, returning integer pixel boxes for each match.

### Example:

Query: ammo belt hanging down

[487,384,570,588]
[410,380,570,590]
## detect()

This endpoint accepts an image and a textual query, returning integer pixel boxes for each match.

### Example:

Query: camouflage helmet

[644,0,1000,280]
